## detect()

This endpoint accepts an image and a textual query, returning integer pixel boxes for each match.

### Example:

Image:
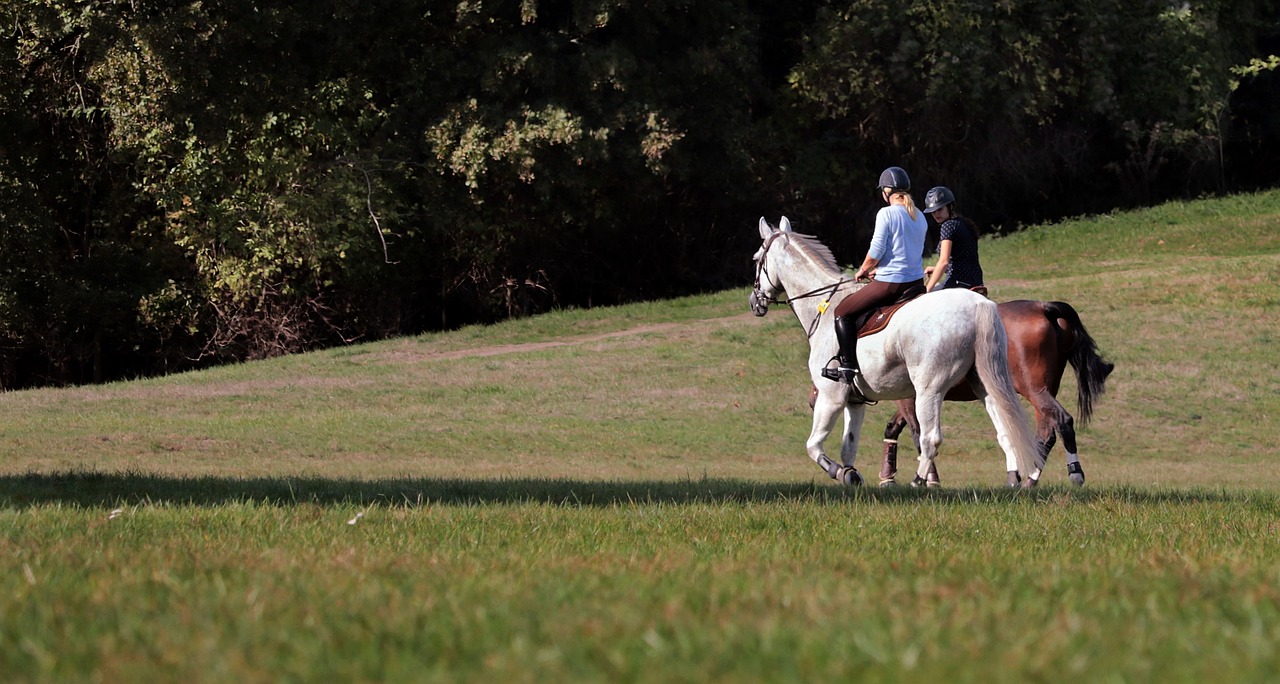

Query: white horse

[749,216,1043,487]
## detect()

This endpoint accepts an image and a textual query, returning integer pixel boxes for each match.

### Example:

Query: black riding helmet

[923,186,956,214]
[877,166,911,192]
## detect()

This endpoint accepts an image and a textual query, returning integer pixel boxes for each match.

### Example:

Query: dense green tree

[784,0,1273,236]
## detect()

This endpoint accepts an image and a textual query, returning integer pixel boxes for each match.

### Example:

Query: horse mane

[786,232,842,277]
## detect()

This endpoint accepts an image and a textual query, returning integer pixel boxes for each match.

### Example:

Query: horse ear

[758,217,772,240]
[779,216,792,233]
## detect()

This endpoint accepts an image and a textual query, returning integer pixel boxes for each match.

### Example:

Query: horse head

[750,216,792,317]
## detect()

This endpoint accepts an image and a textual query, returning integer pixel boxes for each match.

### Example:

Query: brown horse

[876,300,1114,487]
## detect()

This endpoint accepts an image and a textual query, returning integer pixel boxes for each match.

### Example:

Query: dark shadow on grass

[0,469,1271,509]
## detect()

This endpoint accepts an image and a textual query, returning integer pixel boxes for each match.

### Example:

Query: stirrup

[820,358,858,383]
[820,366,858,383]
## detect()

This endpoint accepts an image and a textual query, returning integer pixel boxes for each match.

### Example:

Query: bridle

[751,231,852,339]
[750,231,785,313]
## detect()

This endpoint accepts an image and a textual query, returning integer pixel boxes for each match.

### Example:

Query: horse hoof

[1020,476,1039,489]
[926,479,942,488]
[1006,471,1021,488]
[840,467,863,487]
[878,478,897,488]
[1067,462,1085,486]
[910,475,927,488]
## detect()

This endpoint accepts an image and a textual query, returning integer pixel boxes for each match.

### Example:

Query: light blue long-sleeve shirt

[867,204,927,283]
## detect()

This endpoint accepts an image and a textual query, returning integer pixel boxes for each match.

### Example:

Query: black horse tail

[1045,301,1115,425]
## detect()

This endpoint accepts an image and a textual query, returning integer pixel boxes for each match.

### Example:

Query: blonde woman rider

[822,166,927,385]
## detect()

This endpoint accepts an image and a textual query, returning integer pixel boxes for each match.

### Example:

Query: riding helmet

[877,166,911,192]
[923,186,956,214]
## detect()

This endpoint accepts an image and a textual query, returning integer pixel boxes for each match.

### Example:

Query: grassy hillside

[2,191,1277,489]
[2,191,1279,682]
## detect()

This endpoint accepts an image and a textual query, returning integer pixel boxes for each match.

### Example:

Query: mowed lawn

[2,191,1279,682]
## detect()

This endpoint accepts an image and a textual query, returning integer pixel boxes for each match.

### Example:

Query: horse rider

[923,186,985,294]
[822,166,928,384]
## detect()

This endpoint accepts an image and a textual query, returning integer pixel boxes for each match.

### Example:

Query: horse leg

[910,393,945,487]
[808,388,865,486]
[909,417,940,485]
[880,404,911,487]
[840,402,864,468]
[982,391,1044,488]
[1011,394,1057,487]
[1057,412,1085,485]
[1029,392,1085,486]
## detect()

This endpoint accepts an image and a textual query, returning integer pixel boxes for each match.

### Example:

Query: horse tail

[1044,301,1115,426]
[973,299,1042,478]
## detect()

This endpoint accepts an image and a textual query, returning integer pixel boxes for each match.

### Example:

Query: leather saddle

[852,283,988,337]
[850,283,927,338]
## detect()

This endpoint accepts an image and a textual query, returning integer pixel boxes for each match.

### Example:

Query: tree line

[1,0,1277,388]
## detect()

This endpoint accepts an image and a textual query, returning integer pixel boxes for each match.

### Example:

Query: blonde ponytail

[891,190,919,220]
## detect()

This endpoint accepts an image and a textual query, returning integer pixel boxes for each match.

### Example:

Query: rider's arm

[925,240,952,290]
[854,255,880,281]
[860,209,893,280]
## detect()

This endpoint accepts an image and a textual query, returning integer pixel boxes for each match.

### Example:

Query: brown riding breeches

[833,279,923,321]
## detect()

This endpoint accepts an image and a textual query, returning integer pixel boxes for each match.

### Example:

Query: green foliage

[784,0,1269,223]
[1234,54,1280,80]
[0,0,173,383]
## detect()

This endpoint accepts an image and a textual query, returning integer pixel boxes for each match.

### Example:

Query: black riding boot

[821,315,859,383]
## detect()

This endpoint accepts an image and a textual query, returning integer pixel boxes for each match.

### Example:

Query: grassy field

[2,191,1279,682]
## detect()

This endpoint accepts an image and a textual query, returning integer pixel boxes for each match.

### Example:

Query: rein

[783,279,852,338]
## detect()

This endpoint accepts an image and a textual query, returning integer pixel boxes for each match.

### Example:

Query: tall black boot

[821,315,859,383]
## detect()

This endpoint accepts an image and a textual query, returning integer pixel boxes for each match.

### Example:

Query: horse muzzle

[749,290,770,317]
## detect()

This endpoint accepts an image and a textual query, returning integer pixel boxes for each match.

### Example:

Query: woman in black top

[922,186,984,292]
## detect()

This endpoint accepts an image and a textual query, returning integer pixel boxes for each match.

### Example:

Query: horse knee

[918,429,942,459]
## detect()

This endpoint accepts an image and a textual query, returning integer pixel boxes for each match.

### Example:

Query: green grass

[3,190,1280,682]
[5,485,1279,682]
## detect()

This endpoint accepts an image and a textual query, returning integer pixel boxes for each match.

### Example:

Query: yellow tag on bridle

[817,300,829,314]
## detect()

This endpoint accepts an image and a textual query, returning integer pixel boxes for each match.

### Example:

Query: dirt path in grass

[370,313,758,363]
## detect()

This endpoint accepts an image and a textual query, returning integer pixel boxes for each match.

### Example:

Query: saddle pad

[857,299,912,339]
[855,284,927,338]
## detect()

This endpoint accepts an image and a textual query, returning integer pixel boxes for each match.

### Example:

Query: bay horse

[876,300,1114,487]
[750,217,1044,487]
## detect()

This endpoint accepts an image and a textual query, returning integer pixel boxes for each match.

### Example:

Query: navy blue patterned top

[938,218,983,288]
